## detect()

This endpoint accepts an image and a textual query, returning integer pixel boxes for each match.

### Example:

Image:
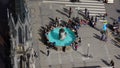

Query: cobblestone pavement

[104,0,120,68]
[26,0,120,68]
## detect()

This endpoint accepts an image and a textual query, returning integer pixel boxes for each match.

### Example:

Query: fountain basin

[46,27,76,46]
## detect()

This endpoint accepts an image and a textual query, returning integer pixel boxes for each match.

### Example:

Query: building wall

[8,0,33,68]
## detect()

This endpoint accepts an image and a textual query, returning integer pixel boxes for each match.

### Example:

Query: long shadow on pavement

[109,17,116,21]
[40,50,46,55]
[101,59,110,66]
[93,27,101,32]
[93,33,101,41]
[72,65,100,68]
[56,9,69,18]
[111,39,120,48]
[48,17,55,22]
[114,55,120,60]
[77,51,93,58]
[78,10,88,20]
[63,8,69,14]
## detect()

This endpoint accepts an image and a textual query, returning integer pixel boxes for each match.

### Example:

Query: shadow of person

[40,50,46,55]
[114,55,120,59]
[101,59,110,66]
[56,9,69,18]
[63,8,69,14]
[93,33,101,40]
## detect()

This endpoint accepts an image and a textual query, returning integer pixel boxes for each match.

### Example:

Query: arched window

[15,0,26,23]
[18,27,23,44]
[25,25,28,41]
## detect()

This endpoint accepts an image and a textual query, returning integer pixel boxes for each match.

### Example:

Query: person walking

[63,46,66,52]
[78,37,81,46]
[100,30,107,41]
[75,45,78,51]
[58,18,62,26]
[47,49,50,56]
[34,51,38,58]
[74,42,78,51]
[46,47,50,56]
[55,17,59,26]
[85,8,88,17]
[69,7,72,18]
[94,16,97,27]
[110,60,115,68]
[87,11,90,19]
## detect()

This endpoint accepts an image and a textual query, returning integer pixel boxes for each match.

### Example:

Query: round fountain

[46,27,76,46]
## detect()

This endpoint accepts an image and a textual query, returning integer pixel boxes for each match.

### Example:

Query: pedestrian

[85,8,87,17]
[55,17,58,23]
[103,13,107,20]
[100,31,107,41]
[110,60,115,68]
[69,7,72,18]
[95,16,97,22]
[46,46,50,56]
[91,16,94,21]
[75,45,78,51]
[63,46,66,52]
[113,22,119,35]
[58,18,62,26]
[74,42,78,51]
[46,49,50,56]
[87,11,90,19]
[94,16,97,27]
[78,37,81,45]
[34,51,38,58]
[55,17,58,26]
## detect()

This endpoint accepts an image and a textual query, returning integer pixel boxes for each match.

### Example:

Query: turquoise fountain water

[46,27,76,46]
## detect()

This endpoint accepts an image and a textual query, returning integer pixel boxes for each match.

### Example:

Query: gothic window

[13,29,17,38]
[25,25,28,41]
[18,27,23,44]
[15,0,26,23]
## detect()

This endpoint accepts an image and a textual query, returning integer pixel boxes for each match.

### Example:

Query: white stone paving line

[42,1,101,4]
[65,5,105,8]
[58,51,62,64]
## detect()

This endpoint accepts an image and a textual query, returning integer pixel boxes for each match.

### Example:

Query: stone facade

[7,0,34,68]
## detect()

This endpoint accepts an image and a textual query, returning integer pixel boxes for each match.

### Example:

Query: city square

[27,0,120,68]
[0,0,120,68]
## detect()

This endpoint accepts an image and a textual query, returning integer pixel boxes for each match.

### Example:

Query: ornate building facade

[7,0,34,68]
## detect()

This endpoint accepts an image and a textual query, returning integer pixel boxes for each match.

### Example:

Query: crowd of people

[43,16,82,52]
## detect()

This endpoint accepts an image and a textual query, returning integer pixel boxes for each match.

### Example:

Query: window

[15,0,26,23]
[18,27,23,44]
[25,26,28,41]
